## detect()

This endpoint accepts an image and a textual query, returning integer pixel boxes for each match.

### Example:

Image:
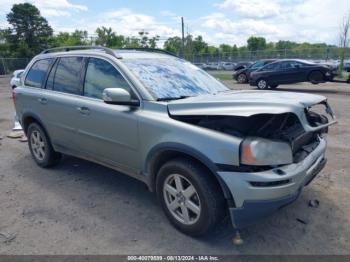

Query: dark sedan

[249,59,337,89]
[233,59,276,83]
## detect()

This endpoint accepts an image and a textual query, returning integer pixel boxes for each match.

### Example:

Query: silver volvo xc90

[14,46,336,236]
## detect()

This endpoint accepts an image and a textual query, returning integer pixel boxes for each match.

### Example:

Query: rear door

[75,57,140,172]
[21,58,54,127]
[276,61,301,83]
[292,61,310,81]
[42,56,85,151]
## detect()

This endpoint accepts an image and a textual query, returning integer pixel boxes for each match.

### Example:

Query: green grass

[207,70,233,81]
[334,71,349,81]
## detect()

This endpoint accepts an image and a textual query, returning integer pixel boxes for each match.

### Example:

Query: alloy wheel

[30,130,46,161]
[237,74,246,83]
[257,79,267,89]
[163,174,201,225]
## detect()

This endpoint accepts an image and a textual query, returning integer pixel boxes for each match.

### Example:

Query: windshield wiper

[156,96,191,101]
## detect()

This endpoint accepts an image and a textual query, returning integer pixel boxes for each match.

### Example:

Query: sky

[0,0,349,47]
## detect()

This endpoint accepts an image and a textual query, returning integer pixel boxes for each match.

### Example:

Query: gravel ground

[0,75,349,255]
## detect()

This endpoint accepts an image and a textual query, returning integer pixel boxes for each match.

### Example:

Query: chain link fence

[0,58,31,75]
[1,48,349,75]
[185,48,350,64]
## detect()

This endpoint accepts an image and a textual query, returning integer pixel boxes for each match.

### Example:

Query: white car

[221,62,236,71]
[10,69,24,89]
[10,69,25,131]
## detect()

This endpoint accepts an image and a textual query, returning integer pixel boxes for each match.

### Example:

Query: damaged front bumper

[217,137,327,229]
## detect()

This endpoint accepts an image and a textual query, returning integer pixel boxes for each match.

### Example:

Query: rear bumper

[217,137,327,229]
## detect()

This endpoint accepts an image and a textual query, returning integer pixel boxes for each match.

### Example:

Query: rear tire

[309,71,324,84]
[27,122,61,168]
[156,158,225,236]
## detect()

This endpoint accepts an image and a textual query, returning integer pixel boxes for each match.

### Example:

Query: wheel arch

[308,70,324,83]
[22,112,48,136]
[144,142,234,204]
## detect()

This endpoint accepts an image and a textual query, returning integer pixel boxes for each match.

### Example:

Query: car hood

[167,90,326,117]
[233,68,247,75]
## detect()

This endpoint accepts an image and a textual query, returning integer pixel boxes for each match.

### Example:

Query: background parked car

[344,61,350,71]
[193,63,207,70]
[233,59,276,83]
[206,62,220,70]
[249,59,337,89]
[220,62,236,71]
[10,69,24,89]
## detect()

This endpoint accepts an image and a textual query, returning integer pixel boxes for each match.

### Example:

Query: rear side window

[25,58,53,88]
[262,63,280,71]
[53,57,84,95]
[84,58,131,99]
[280,62,293,69]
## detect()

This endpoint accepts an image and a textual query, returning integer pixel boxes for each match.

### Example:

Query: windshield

[123,58,229,100]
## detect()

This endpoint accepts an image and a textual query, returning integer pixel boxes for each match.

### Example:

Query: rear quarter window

[25,58,53,88]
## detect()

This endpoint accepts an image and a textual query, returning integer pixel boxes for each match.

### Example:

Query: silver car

[10,69,24,89]
[14,46,336,236]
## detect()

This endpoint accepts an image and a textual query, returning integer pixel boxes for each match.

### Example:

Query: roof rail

[41,45,120,58]
[118,48,179,58]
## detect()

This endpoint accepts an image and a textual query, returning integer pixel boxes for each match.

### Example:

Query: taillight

[12,90,16,104]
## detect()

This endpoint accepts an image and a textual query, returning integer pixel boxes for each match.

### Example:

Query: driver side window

[251,61,263,69]
[84,58,132,99]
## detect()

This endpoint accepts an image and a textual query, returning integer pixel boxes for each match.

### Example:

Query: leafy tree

[138,31,159,48]
[4,3,53,57]
[219,44,232,53]
[247,36,267,52]
[164,36,182,53]
[52,30,88,46]
[148,35,160,48]
[192,36,208,53]
[124,37,140,48]
[95,27,124,48]
[339,10,350,74]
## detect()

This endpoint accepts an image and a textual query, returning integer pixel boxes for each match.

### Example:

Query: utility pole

[181,17,185,58]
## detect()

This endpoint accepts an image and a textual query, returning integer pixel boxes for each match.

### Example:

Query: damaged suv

[14,46,336,236]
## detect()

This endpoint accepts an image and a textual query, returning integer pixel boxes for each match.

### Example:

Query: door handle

[38,98,48,105]
[77,106,90,115]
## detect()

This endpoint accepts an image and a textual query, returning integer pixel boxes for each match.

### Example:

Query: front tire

[257,78,269,89]
[237,73,247,83]
[156,158,225,236]
[309,71,324,84]
[27,123,61,167]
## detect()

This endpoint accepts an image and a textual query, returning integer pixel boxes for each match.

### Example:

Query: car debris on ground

[0,232,17,244]
[296,218,308,225]
[308,199,320,208]
[7,130,24,139]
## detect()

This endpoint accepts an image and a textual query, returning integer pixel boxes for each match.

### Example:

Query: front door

[76,57,140,172]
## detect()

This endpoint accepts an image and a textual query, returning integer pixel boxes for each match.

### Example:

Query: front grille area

[293,136,320,163]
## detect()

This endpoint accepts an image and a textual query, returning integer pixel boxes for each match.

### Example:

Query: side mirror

[102,88,140,106]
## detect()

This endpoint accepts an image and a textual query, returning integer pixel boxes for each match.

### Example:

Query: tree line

[0,3,346,61]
